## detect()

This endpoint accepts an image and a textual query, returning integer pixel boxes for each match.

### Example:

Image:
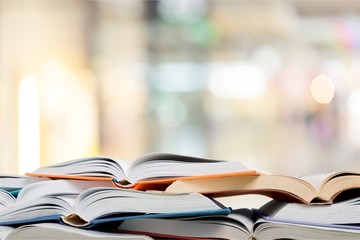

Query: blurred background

[1,0,360,176]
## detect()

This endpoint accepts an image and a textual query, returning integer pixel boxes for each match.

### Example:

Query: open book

[1,223,153,240]
[165,171,360,204]
[115,208,360,240]
[0,186,230,228]
[259,196,360,226]
[0,174,48,193]
[26,152,257,190]
[0,179,114,208]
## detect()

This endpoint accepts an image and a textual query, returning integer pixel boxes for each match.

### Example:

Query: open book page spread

[259,196,360,225]
[0,175,49,192]
[0,183,230,228]
[253,218,360,240]
[72,187,226,223]
[0,179,114,212]
[26,153,253,188]
[15,179,114,203]
[299,172,345,192]
[298,171,360,202]
[116,206,360,240]
[28,156,129,181]
[116,208,256,240]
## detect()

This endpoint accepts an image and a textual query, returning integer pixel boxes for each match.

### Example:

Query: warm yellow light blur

[310,74,335,104]
[39,58,100,164]
[18,74,40,174]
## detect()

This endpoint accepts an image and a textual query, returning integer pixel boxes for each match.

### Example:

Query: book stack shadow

[0,152,360,239]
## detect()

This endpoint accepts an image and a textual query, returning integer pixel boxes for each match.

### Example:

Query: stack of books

[0,152,359,239]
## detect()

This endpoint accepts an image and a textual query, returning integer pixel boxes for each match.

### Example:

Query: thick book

[1,223,153,240]
[25,152,258,190]
[115,208,360,240]
[0,186,231,228]
[259,196,360,226]
[0,179,114,210]
[0,174,48,193]
[165,171,360,204]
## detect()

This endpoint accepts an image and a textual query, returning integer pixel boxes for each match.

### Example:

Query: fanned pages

[0,186,230,228]
[165,171,360,204]
[0,175,48,192]
[0,179,114,209]
[5,223,153,240]
[259,196,360,225]
[26,152,257,190]
[116,208,360,240]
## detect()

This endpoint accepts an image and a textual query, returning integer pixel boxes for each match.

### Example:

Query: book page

[0,189,16,210]
[74,188,225,222]
[127,154,249,184]
[0,226,14,240]
[0,175,48,191]
[255,218,360,240]
[298,172,337,193]
[27,156,129,181]
[16,179,114,204]
[264,198,360,225]
[118,216,251,240]
[6,223,152,240]
[0,196,74,223]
